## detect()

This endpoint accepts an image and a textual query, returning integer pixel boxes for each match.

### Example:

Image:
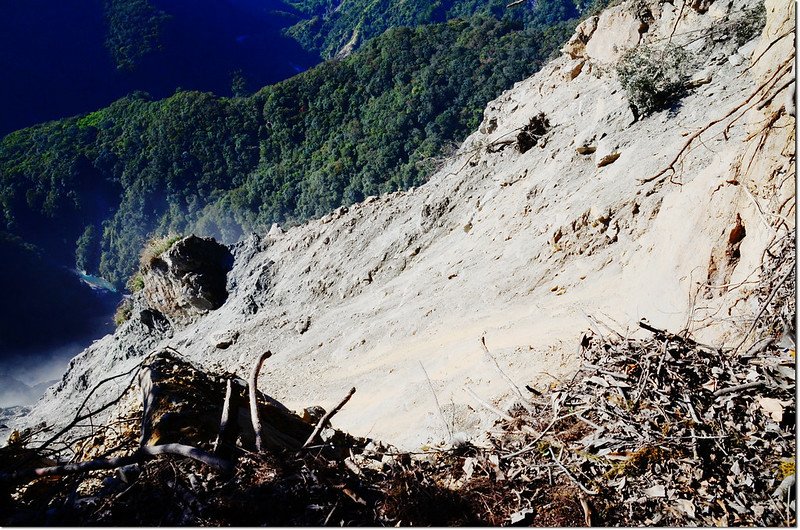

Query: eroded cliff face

[14,0,794,450]
[138,235,234,326]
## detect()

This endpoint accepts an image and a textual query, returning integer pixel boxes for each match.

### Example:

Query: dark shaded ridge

[0,0,319,137]
[0,233,119,355]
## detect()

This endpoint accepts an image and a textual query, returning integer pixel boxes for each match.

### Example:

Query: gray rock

[140,236,233,326]
[210,329,239,349]
[595,138,622,167]
[295,317,311,334]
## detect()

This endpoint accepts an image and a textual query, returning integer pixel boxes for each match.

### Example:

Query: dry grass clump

[139,233,182,270]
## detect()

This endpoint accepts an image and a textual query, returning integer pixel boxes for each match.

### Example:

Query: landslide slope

[17,0,795,450]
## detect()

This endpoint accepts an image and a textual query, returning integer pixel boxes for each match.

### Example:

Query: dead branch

[733,263,795,354]
[548,447,598,495]
[713,380,764,397]
[300,387,356,450]
[479,336,532,412]
[464,388,540,437]
[37,362,144,453]
[249,351,272,452]
[323,501,339,526]
[213,378,237,457]
[419,361,453,441]
[579,495,593,526]
[640,59,793,185]
[0,443,232,484]
[465,387,515,423]
[138,365,156,447]
[142,443,232,471]
[638,320,718,351]
[743,337,775,358]
[501,408,585,460]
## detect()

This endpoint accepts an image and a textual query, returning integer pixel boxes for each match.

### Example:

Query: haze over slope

[13,0,795,450]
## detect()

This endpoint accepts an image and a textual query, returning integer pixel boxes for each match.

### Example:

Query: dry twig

[0,443,232,484]
[300,387,357,450]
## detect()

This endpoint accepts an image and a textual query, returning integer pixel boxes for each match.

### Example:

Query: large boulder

[140,235,234,325]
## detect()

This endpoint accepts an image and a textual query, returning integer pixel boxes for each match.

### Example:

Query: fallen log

[0,443,233,484]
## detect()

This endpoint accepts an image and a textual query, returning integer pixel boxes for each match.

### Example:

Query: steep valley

[14,0,794,448]
[0,0,795,524]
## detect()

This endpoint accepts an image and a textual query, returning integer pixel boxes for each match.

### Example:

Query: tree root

[640,58,793,185]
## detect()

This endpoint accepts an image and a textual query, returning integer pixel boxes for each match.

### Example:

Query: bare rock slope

[19,0,795,450]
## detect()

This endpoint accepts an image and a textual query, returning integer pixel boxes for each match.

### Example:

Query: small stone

[687,72,713,88]
[295,317,311,334]
[210,329,239,349]
[320,428,336,442]
[480,117,498,134]
[268,223,284,237]
[564,59,585,80]
[302,405,326,423]
[595,138,622,167]
[596,152,621,167]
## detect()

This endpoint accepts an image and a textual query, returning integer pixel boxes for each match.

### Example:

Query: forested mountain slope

[285,0,597,58]
[1,12,595,290]
[0,0,317,136]
[0,0,597,137]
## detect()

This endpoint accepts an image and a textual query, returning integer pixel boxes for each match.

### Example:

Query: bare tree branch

[249,351,272,452]
[300,387,356,450]
[419,361,453,440]
[213,378,237,457]
[0,443,232,484]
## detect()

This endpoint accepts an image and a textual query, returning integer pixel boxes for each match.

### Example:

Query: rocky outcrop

[140,236,233,326]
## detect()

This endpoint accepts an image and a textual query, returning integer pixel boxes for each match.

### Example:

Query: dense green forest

[104,0,171,71]
[1,1,603,292]
[285,0,594,58]
[0,0,316,136]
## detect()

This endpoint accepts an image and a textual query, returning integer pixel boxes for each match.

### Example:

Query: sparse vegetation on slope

[617,43,691,118]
